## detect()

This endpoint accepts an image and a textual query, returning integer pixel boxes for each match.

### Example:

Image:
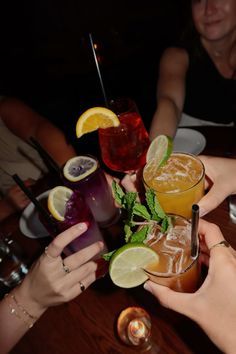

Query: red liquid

[99,112,150,172]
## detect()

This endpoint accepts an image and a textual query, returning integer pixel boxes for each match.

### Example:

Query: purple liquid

[64,157,119,227]
[41,191,107,256]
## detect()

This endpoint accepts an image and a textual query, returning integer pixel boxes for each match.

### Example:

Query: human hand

[14,222,104,318]
[198,155,236,216]
[121,169,145,194]
[6,179,35,211]
[144,219,236,353]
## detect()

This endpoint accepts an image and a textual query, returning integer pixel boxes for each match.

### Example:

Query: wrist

[13,281,48,320]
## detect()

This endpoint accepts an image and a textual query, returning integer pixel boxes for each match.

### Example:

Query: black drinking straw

[30,137,61,177]
[89,33,109,108]
[12,174,59,236]
[191,204,199,258]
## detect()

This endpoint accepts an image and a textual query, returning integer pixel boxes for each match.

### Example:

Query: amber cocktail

[144,214,200,293]
[143,152,205,219]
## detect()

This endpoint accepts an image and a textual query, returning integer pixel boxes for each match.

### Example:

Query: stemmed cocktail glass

[98,97,150,174]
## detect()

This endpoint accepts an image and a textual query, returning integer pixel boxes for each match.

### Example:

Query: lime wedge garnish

[146,135,173,166]
[109,243,159,288]
[63,156,97,182]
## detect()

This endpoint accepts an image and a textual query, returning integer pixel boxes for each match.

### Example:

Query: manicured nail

[144,282,153,294]
[98,241,104,250]
[76,222,88,231]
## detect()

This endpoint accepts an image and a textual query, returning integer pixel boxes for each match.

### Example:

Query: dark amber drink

[144,214,200,293]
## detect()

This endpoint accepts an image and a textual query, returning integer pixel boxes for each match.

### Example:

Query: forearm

[34,120,76,166]
[0,97,76,167]
[0,199,15,222]
[149,97,181,140]
[0,283,47,353]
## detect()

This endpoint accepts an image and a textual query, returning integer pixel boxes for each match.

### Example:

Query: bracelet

[5,293,38,329]
[11,294,37,321]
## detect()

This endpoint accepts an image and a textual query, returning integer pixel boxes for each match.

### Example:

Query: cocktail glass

[98,97,150,173]
[63,155,120,227]
[40,190,107,257]
[143,152,205,219]
[143,214,200,293]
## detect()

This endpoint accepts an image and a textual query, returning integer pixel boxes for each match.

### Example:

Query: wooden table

[2,126,236,354]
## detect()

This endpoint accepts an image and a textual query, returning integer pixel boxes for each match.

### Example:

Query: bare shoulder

[160,47,189,72]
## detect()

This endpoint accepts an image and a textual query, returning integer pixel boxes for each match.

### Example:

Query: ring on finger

[209,240,230,252]
[62,260,71,274]
[44,246,57,260]
[79,281,85,292]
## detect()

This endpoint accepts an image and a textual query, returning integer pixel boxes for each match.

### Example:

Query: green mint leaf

[133,203,151,220]
[130,225,151,243]
[154,195,166,219]
[112,181,125,206]
[145,189,161,221]
[161,215,172,233]
[124,224,133,243]
[102,250,117,261]
[124,191,138,210]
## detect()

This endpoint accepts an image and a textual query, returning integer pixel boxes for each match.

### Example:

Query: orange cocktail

[143,152,205,219]
[144,214,200,293]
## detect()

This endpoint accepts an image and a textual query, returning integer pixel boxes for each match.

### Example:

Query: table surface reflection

[1,126,236,354]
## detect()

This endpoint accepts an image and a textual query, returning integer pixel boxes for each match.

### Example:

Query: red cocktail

[99,98,150,173]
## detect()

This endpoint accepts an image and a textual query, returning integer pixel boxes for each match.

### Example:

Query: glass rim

[63,154,100,182]
[143,151,205,195]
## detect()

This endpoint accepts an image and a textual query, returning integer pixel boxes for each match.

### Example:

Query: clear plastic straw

[191,204,199,258]
[89,33,109,108]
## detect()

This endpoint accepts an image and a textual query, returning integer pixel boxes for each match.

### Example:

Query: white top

[179,112,234,127]
[0,117,47,196]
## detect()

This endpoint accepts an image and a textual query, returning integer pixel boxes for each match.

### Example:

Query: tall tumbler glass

[63,155,119,227]
[143,152,205,219]
[40,190,107,257]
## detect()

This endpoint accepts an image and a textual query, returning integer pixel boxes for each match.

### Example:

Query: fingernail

[76,222,88,231]
[98,241,104,250]
[144,282,153,294]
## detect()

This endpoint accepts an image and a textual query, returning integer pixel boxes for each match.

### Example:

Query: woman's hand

[6,179,35,211]
[198,155,236,216]
[0,179,36,221]
[144,219,236,353]
[14,222,104,317]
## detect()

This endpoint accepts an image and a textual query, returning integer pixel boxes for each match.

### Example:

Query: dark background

[0,0,186,156]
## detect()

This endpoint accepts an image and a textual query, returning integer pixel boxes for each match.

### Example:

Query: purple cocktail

[63,155,119,227]
[41,189,107,257]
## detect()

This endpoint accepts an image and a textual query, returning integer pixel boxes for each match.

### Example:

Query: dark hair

[177,0,204,59]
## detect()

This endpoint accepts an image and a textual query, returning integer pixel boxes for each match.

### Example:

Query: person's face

[191,0,236,41]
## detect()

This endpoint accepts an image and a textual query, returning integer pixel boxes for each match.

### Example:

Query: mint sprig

[103,181,172,262]
[112,181,172,242]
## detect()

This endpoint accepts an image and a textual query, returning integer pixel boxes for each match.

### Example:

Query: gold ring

[44,246,57,260]
[79,281,85,292]
[209,240,230,252]
[62,261,70,274]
